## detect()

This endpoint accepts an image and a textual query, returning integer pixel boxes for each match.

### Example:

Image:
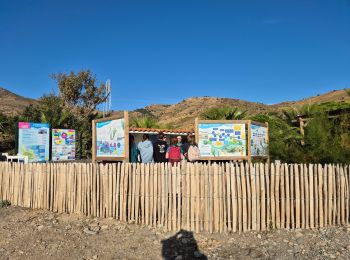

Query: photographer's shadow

[161,229,207,260]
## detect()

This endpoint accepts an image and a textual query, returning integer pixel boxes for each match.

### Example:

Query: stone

[257,234,262,239]
[194,251,203,258]
[93,255,98,259]
[101,225,108,230]
[175,256,183,260]
[295,232,303,238]
[83,228,97,235]
[37,225,44,231]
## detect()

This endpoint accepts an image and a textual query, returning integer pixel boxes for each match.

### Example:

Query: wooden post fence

[0,162,349,233]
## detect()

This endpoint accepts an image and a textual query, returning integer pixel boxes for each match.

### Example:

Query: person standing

[187,139,200,162]
[153,132,168,163]
[137,134,154,163]
[181,136,190,160]
[129,135,138,163]
[166,137,183,165]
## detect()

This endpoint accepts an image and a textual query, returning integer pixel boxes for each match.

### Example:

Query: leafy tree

[51,70,107,159]
[202,107,247,120]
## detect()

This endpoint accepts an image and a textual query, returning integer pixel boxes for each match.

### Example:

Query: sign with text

[18,122,50,162]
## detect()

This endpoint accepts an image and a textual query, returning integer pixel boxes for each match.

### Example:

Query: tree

[51,70,107,158]
[202,107,247,120]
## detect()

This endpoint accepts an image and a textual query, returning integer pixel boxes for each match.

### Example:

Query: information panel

[52,129,76,161]
[250,124,268,156]
[96,118,125,158]
[18,122,50,162]
[198,123,246,157]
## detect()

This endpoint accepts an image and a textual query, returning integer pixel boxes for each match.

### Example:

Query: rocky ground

[0,206,349,259]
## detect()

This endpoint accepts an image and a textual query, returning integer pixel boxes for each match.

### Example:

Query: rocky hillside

[0,87,37,116]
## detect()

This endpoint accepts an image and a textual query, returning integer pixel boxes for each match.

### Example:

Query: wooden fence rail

[0,162,349,233]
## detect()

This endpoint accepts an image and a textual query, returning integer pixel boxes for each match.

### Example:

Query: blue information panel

[18,122,50,162]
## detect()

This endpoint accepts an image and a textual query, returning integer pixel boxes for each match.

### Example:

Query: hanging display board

[18,122,50,162]
[195,119,249,160]
[92,111,129,162]
[250,122,269,157]
[52,129,76,161]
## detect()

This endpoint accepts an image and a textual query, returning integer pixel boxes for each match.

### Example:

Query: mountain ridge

[1,87,349,128]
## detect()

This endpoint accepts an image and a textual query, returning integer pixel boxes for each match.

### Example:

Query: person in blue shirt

[137,134,154,163]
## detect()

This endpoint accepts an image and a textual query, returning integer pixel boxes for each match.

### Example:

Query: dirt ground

[0,206,349,260]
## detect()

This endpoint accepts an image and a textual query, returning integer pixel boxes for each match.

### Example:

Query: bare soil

[0,206,349,259]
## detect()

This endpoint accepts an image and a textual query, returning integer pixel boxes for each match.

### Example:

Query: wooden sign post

[92,111,129,162]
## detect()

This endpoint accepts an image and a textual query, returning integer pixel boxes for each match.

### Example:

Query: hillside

[0,87,38,116]
[113,89,350,129]
[1,87,349,129]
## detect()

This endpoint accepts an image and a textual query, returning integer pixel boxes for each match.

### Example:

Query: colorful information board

[52,129,76,161]
[250,124,268,156]
[96,118,125,158]
[198,123,246,157]
[18,122,50,162]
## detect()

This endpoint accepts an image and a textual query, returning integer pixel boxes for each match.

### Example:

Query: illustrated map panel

[198,123,246,157]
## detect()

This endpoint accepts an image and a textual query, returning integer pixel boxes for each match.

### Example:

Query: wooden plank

[226,163,232,232]
[285,164,290,229]
[240,163,247,232]
[265,163,270,230]
[246,163,252,230]
[231,163,237,232]
[275,163,281,229]
[213,163,219,232]
[318,164,323,227]
[340,166,345,225]
[256,163,261,231]
[280,164,285,229]
[177,163,182,230]
[304,164,309,229]
[295,164,301,229]
[218,163,223,233]
[260,163,266,231]
[332,164,336,225]
[146,163,151,226]
[270,163,276,229]
[314,164,318,228]
[236,163,243,232]
[336,165,341,225]
[309,164,314,228]
[251,164,257,230]
[290,164,295,229]
[209,163,214,233]
[328,164,333,225]
[153,163,158,227]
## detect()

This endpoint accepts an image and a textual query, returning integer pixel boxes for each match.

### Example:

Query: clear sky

[0,0,349,110]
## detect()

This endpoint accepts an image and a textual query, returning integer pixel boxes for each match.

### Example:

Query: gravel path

[0,206,349,259]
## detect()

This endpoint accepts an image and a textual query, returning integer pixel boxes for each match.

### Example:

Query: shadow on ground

[161,229,207,260]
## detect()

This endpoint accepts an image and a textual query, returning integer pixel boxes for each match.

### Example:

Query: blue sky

[0,0,349,110]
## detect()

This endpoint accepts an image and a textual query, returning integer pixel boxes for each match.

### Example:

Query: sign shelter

[92,111,129,162]
[195,118,269,162]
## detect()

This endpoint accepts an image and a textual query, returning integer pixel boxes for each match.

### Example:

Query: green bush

[0,200,11,208]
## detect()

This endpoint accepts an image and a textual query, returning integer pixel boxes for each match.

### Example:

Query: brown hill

[1,87,349,129]
[274,89,350,109]
[0,87,38,116]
